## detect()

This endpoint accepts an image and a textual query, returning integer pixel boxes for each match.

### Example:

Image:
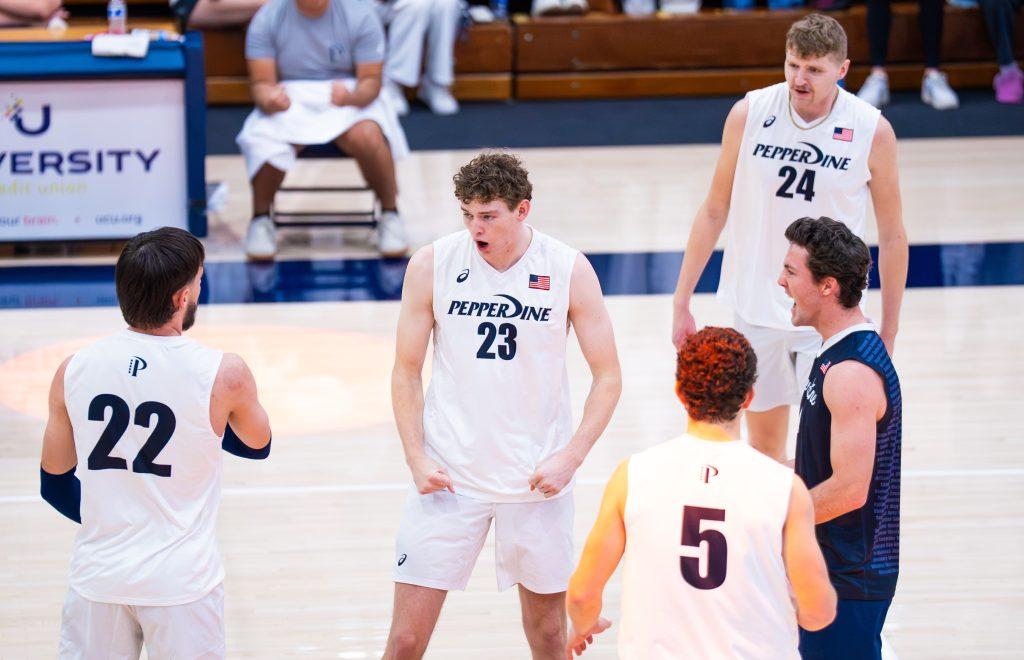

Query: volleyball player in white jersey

[384,152,622,659]
[565,327,837,659]
[39,227,272,659]
[671,13,908,462]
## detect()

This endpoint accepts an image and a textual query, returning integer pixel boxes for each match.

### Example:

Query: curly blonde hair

[453,151,533,210]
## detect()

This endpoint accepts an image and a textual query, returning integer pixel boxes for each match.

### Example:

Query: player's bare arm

[530,254,621,498]
[809,361,886,523]
[565,459,626,657]
[671,97,747,348]
[867,116,907,355]
[212,352,272,457]
[782,475,837,631]
[40,356,80,523]
[391,245,454,495]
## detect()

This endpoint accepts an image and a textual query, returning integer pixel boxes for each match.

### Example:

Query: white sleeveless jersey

[619,435,798,660]
[64,329,225,606]
[423,227,578,502]
[718,82,881,330]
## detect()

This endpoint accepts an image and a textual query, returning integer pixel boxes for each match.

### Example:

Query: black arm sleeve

[222,424,271,460]
[40,466,82,524]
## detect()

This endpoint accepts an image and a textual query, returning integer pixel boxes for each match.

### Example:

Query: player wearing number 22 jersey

[565,327,837,659]
[385,152,622,658]
[40,228,272,660]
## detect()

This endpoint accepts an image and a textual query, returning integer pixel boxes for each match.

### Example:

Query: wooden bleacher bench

[512,4,1024,98]
[3,3,1019,101]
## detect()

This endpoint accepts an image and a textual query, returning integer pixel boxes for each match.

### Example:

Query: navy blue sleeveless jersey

[795,328,901,600]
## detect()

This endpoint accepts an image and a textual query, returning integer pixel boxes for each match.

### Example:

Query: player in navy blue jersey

[778,216,902,660]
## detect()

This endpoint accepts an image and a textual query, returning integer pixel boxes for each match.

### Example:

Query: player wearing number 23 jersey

[386,153,621,658]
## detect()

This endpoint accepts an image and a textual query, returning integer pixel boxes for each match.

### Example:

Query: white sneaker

[532,0,588,15]
[857,72,890,108]
[468,4,495,22]
[378,210,408,258]
[382,79,409,116]
[921,70,960,110]
[245,215,277,261]
[418,80,459,116]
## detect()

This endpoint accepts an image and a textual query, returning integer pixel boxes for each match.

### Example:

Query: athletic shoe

[468,4,495,22]
[994,67,1024,104]
[245,215,277,261]
[418,80,459,116]
[921,70,960,110]
[378,210,409,258]
[382,79,409,116]
[857,72,890,108]
[532,0,588,17]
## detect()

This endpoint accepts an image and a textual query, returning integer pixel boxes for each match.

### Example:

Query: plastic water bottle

[107,0,127,34]
[492,0,508,19]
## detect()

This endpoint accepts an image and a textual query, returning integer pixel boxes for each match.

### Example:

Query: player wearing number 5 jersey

[565,327,836,659]
[671,14,908,464]
[39,227,272,660]
[385,152,622,659]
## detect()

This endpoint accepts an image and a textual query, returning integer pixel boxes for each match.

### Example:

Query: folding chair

[270,143,380,230]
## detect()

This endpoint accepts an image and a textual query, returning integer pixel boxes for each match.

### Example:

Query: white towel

[91,33,150,58]
[236,79,410,179]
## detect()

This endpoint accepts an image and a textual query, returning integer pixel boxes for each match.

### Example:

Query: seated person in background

[0,0,62,26]
[376,0,461,116]
[237,0,410,260]
[979,0,1023,103]
[188,0,266,27]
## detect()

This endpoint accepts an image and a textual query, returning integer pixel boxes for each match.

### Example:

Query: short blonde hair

[786,13,848,62]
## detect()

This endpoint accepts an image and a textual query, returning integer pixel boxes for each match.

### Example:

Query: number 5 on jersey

[681,505,727,590]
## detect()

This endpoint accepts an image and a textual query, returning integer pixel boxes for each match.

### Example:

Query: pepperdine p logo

[128,356,147,378]
[700,465,719,484]
[4,97,51,137]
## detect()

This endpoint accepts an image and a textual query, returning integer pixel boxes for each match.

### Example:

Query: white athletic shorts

[734,315,822,412]
[58,583,225,660]
[393,487,574,594]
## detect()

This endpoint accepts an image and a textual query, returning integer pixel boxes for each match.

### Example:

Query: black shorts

[799,597,893,660]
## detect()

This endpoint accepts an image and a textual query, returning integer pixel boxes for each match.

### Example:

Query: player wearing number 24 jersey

[39,228,272,660]
[671,14,908,463]
[565,327,836,659]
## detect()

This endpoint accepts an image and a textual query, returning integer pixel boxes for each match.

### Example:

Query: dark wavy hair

[453,151,533,211]
[785,216,872,309]
[675,327,757,423]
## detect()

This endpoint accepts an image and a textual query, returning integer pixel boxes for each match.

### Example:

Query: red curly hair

[675,327,758,423]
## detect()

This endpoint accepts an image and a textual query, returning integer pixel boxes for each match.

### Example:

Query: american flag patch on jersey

[529,274,550,290]
[820,361,832,375]
[833,127,854,142]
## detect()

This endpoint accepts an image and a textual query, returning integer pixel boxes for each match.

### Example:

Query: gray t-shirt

[245,0,385,81]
